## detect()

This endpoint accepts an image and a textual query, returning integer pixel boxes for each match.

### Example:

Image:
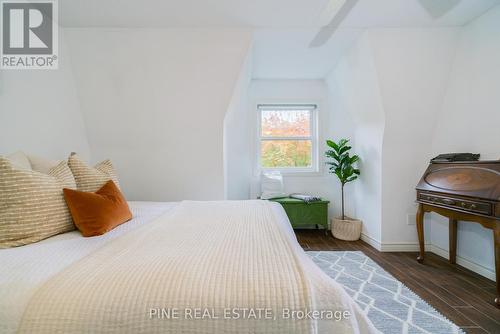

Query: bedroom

[1,0,499,333]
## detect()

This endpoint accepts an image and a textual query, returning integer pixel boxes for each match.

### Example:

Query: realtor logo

[1,0,58,69]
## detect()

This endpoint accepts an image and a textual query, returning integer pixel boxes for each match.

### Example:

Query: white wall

[325,7,499,279]
[0,30,90,160]
[326,28,459,248]
[224,48,253,200]
[429,5,500,279]
[326,32,384,244]
[252,28,364,80]
[65,28,252,201]
[370,28,460,246]
[249,80,344,221]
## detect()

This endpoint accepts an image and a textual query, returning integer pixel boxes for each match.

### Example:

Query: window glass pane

[261,109,311,137]
[261,140,312,168]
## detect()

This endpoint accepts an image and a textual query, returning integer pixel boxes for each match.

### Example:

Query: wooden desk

[415,161,500,307]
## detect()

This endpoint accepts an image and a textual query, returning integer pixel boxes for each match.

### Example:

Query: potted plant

[326,139,362,241]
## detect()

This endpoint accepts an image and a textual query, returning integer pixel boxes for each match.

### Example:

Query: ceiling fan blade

[309,0,359,48]
[418,0,461,18]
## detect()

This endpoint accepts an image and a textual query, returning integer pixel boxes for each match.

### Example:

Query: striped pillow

[68,153,120,192]
[0,157,76,248]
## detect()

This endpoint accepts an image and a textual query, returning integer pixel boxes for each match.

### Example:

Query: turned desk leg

[449,219,457,265]
[416,204,425,263]
[494,225,500,307]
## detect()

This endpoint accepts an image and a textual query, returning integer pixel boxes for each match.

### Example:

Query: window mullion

[261,137,312,141]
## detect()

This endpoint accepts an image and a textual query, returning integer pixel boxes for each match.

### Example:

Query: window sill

[259,169,324,177]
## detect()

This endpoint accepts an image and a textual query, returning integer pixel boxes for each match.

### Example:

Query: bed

[0,200,378,334]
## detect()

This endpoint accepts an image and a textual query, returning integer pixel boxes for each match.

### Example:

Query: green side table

[269,197,330,234]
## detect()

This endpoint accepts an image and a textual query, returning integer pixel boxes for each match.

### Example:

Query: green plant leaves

[326,140,339,151]
[338,145,352,155]
[325,150,339,161]
[324,139,360,185]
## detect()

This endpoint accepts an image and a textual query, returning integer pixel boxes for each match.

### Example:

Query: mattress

[1,200,376,333]
[0,201,178,333]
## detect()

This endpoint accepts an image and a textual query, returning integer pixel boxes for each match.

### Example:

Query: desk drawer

[418,193,492,216]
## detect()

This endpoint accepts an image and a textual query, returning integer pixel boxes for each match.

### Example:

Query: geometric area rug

[307,251,464,334]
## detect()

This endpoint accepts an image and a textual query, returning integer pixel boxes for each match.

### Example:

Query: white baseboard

[380,242,422,252]
[359,234,425,253]
[428,244,496,281]
[360,233,381,251]
[358,235,496,281]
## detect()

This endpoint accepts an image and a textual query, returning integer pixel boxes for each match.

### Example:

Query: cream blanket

[18,200,377,333]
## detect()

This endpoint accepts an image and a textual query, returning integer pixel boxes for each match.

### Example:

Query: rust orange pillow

[63,180,132,237]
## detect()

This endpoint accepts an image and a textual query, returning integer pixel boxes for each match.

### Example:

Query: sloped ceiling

[64,29,253,201]
[58,0,328,28]
[252,28,364,79]
[340,0,499,28]
[59,0,499,79]
[59,0,498,28]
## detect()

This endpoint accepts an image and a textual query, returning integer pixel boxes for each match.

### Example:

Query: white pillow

[261,172,287,200]
[6,151,31,170]
[28,154,62,174]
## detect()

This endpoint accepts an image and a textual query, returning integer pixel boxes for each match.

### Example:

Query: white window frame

[257,103,319,174]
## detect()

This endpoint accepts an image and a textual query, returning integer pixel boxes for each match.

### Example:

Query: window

[258,104,317,172]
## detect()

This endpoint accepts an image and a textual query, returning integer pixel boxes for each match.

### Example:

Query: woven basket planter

[331,217,362,241]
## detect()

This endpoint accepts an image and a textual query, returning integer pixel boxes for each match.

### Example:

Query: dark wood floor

[295,230,500,334]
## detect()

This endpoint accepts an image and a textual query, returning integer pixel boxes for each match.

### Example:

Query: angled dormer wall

[327,26,460,249]
[326,5,500,278]
[223,45,253,200]
[326,28,459,247]
[326,32,385,246]
[64,28,253,201]
[372,28,460,247]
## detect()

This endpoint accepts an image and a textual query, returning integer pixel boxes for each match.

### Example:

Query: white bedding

[0,201,178,333]
[1,200,376,334]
